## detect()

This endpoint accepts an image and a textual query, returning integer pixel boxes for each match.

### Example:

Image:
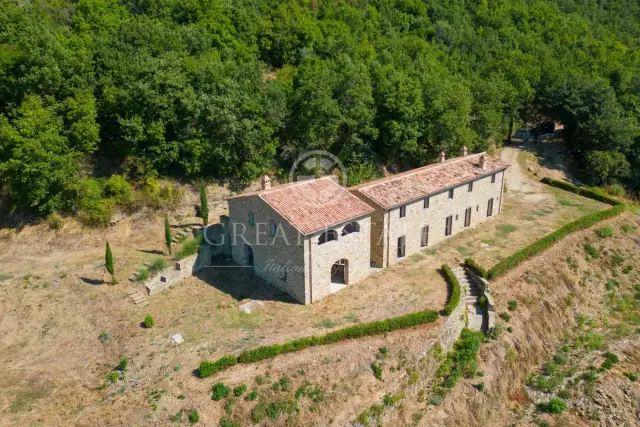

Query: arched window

[319,230,338,245]
[342,222,360,236]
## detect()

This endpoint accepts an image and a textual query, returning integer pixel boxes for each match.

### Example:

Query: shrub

[536,397,566,414]
[107,371,119,383]
[604,183,625,197]
[474,382,485,392]
[46,212,63,230]
[623,372,638,381]
[148,258,167,274]
[143,315,154,328]
[104,174,133,206]
[596,225,614,238]
[584,244,599,258]
[507,300,518,311]
[507,326,513,333]
[464,258,487,278]
[499,313,511,322]
[245,390,258,401]
[198,356,238,378]
[136,268,149,281]
[441,264,461,315]
[435,329,484,393]
[371,363,383,380]
[623,265,633,274]
[77,179,114,227]
[487,204,626,279]
[220,418,239,427]
[233,384,247,397]
[212,382,231,401]
[224,398,234,414]
[252,399,299,422]
[602,352,619,369]
[175,233,203,260]
[430,394,444,406]
[119,357,128,372]
[143,177,183,209]
[188,409,199,424]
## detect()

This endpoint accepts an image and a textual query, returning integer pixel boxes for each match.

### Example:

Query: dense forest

[0,0,639,223]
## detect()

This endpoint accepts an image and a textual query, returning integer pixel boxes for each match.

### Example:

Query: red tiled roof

[231,177,374,235]
[351,153,508,210]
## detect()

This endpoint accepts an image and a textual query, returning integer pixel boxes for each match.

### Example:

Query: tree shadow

[137,249,165,255]
[80,277,103,286]
[517,130,581,185]
[194,254,297,304]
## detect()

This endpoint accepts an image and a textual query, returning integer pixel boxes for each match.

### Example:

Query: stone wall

[382,171,505,267]
[435,284,468,350]
[308,215,372,302]
[228,194,309,304]
[145,245,212,296]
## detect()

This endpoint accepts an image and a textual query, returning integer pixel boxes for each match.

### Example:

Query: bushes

[441,264,461,315]
[175,233,203,260]
[198,309,439,378]
[198,356,238,378]
[487,204,626,280]
[595,225,614,238]
[371,363,383,380]
[435,329,484,393]
[536,397,566,414]
[143,315,154,328]
[540,177,623,206]
[212,383,231,401]
[464,258,487,278]
[46,212,63,230]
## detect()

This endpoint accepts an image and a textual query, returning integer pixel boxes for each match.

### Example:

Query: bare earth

[0,142,621,426]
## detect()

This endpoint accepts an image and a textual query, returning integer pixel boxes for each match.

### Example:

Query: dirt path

[500,147,534,193]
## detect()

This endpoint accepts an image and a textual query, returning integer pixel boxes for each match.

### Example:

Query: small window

[249,212,255,227]
[464,207,471,227]
[342,222,360,236]
[397,236,406,258]
[448,189,454,199]
[491,173,496,183]
[468,182,473,192]
[282,268,287,282]
[455,214,458,220]
[476,205,479,211]
[445,216,453,236]
[319,230,338,245]
[487,198,494,217]
[421,226,429,247]
[399,205,406,218]
[423,197,430,209]
[270,221,277,236]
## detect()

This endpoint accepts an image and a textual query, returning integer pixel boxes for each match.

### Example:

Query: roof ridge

[352,153,485,191]
[228,175,337,200]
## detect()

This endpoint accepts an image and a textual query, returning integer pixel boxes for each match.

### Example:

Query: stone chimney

[460,146,468,157]
[439,151,446,163]
[260,175,271,190]
[478,155,486,170]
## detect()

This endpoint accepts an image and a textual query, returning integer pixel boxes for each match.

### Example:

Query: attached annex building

[224,150,508,304]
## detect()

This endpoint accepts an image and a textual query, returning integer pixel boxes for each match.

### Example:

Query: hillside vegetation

[1,0,639,220]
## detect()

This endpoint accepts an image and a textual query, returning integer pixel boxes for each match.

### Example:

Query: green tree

[584,151,631,186]
[199,185,209,225]
[105,241,116,284]
[164,215,172,255]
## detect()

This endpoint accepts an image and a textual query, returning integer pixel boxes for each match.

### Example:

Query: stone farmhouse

[222,149,508,304]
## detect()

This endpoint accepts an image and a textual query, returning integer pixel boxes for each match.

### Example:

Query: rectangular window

[468,182,473,192]
[423,197,430,209]
[464,207,472,227]
[270,221,277,236]
[249,212,255,227]
[491,173,496,183]
[399,205,406,218]
[487,198,494,217]
[397,236,406,258]
[448,189,454,199]
[421,226,429,247]
[445,216,453,236]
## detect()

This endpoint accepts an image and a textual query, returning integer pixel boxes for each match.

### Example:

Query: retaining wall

[145,245,212,296]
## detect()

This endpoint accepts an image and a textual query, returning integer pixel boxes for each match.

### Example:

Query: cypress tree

[200,185,209,225]
[105,241,116,284]
[164,215,172,255]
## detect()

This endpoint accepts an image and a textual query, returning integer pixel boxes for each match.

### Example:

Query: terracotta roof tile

[232,177,374,235]
[351,153,508,210]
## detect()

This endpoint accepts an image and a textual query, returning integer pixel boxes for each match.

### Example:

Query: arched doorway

[331,259,348,285]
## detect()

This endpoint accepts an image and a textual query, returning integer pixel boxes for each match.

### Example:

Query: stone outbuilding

[226,177,374,304]
[350,151,508,267]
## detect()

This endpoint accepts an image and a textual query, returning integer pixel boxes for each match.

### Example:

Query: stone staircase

[452,266,485,332]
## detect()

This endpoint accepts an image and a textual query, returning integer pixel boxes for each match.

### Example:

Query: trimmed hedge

[464,258,487,278]
[540,177,623,206]
[440,264,461,316]
[198,309,439,378]
[487,204,626,280]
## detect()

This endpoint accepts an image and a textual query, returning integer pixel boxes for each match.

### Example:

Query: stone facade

[145,245,212,295]
[356,170,505,267]
[227,195,372,304]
